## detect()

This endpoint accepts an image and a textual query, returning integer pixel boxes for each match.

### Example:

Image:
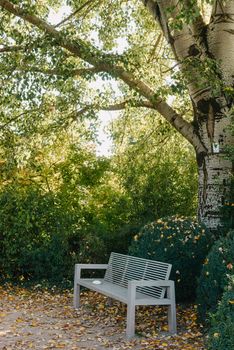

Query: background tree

[0,0,233,231]
[112,109,198,225]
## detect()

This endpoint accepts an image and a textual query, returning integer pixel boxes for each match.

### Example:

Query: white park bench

[73,252,176,338]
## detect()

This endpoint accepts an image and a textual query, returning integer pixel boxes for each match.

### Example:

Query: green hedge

[0,184,132,286]
[207,276,234,350]
[196,231,234,323]
[0,186,73,284]
[129,216,212,301]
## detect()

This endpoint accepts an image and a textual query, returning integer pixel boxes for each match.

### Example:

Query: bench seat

[77,278,173,305]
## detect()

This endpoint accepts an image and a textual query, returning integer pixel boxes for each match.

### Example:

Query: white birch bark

[144,0,234,230]
[195,1,234,230]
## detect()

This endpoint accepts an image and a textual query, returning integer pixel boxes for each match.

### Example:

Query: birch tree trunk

[196,102,232,230]
[144,0,234,231]
[192,1,234,230]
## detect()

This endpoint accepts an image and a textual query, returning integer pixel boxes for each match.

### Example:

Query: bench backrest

[104,252,172,299]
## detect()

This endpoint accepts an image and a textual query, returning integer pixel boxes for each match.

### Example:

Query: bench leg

[73,282,80,309]
[168,303,177,334]
[126,301,135,338]
[167,283,177,334]
[73,265,81,309]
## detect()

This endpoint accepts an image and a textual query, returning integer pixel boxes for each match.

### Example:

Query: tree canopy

[0,0,233,231]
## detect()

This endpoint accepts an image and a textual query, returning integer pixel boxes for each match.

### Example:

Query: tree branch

[0,45,24,53]
[69,99,155,121]
[143,0,176,55]
[1,64,104,77]
[101,101,154,111]
[0,108,40,130]
[53,0,94,28]
[0,0,207,154]
[147,34,163,63]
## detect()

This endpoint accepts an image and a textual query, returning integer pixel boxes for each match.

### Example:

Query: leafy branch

[54,0,96,28]
[0,0,206,154]
[0,45,24,53]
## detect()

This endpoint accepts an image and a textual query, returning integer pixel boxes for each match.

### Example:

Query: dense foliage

[0,183,131,285]
[0,133,133,284]
[0,1,232,293]
[0,87,198,285]
[112,112,198,226]
[196,231,234,323]
[0,185,69,283]
[0,138,198,285]
[207,276,234,350]
[129,216,212,301]
[0,0,232,232]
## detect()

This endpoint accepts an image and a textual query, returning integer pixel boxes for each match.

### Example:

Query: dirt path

[0,285,205,349]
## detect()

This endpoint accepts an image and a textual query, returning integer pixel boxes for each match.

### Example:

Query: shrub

[0,183,132,285]
[207,276,234,350]
[196,230,234,323]
[129,216,212,301]
[0,185,73,284]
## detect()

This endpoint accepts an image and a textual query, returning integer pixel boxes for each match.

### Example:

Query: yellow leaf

[55,343,66,348]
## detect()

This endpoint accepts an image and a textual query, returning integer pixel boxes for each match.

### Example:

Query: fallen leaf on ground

[0,284,205,349]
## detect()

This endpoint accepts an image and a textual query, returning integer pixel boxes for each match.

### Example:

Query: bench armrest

[75,264,108,270]
[127,280,175,303]
[74,264,108,280]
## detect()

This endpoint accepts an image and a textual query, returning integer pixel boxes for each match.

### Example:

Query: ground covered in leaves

[0,285,206,349]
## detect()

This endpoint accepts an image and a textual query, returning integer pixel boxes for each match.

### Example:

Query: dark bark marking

[197,98,221,115]
[197,99,210,114]
[196,151,206,167]
[202,159,208,203]
[188,44,200,57]
[154,3,175,49]
[196,99,222,141]
[200,25,209,53]
[211,99,222,114]
[207,103,215,140]
[191,119,200,136]
[155,3,163,26]
[218,134,224,145]
[212,14,234,24]
[223,29,234,34]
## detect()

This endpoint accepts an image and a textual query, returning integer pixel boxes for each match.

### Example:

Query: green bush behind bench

[129,216,213,302]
